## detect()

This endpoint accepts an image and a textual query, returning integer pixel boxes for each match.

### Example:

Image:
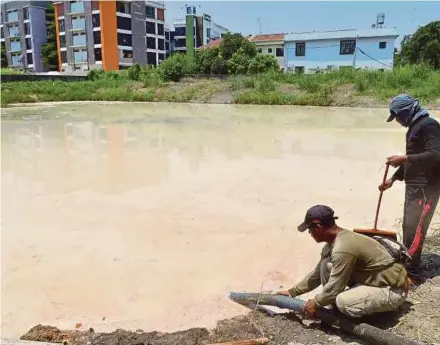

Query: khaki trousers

[320,257,407,318]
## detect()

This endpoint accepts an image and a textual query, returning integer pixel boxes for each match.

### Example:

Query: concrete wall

[284,36,396,73]
[131,1,147,65]
[28,6,48,72]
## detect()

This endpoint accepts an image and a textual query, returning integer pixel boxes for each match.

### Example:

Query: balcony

[11,54,21,66]
[72,18,86,31]
[10,40,21,52]
[73,50,87,63]
[72,34,86,46]
[8,26,20,38]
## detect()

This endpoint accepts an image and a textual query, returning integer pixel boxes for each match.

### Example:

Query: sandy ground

[1,103,439,341]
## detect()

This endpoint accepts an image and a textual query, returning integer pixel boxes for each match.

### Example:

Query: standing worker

[379,94,440,280]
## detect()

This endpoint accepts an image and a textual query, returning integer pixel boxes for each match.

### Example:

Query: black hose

[229,292,425,345]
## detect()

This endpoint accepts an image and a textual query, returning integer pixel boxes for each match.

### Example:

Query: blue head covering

[387,94,429,127]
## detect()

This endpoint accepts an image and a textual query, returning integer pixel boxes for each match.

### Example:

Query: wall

[29,5,48,72]
[255,42,284,68]
[132,1,147,65]
[284,36,395,73]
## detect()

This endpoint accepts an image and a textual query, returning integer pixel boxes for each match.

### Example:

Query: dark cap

[297,205,338,232]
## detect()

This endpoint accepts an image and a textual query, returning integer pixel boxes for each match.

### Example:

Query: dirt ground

[20,235,440,345]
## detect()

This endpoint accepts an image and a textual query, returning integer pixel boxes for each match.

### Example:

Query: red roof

[196,38,223,50]
[249,33,286,42]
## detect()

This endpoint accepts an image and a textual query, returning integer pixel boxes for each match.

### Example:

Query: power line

[356,47,392,68]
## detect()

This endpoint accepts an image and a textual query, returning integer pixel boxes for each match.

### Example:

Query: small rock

[136,329,144,333]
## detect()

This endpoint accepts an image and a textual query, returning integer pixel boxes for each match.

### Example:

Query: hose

[229,292,425,345]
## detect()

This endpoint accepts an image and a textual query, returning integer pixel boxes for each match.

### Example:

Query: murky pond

[2,103,439,338]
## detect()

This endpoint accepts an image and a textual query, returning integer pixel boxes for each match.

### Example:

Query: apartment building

[170,10,228,55]
[53,0,166,72]
[1,1,50,72]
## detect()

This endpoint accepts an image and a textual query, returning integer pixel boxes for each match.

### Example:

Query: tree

[158,53,197,81]
[1,42,7,68]
[398,21,440,68]
[40,4,58,70]
[248,54,279,74]
[196,47,220,74]
[219,32,257,61]
[228,48,251,74]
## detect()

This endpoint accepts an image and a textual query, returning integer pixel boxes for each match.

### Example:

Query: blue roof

[285,28,399,42]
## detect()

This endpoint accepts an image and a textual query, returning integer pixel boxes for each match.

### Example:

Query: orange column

[99,0,119,71]
[54,4,62,71]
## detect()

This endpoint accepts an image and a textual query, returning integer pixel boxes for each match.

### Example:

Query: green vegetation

[394,21,440,69]
[2,64,439,108]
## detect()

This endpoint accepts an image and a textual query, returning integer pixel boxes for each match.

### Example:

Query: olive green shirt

[288,228,408,307]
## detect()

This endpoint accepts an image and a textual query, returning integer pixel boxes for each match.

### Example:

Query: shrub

[248,54,279,74]
[158,53,197,82]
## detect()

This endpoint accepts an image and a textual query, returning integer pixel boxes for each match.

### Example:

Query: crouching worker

[277,205,411,319]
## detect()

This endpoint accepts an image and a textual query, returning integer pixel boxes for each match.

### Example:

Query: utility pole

[257,17,262,35]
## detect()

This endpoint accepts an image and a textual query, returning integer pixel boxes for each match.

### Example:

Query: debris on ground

[20,236,440,345]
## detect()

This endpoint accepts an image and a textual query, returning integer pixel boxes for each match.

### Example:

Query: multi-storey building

[170,9,228,56]
[53,0,166,72]
[0,1,50,72]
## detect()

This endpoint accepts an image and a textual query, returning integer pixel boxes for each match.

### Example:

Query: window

[122,49,132,58]
[158,38,164,51]
[72,33,86,46]
[147,37,156,49]
[295,42,305,56]
[92,13,100,28]
[117,16,131,30]
[295,66,304,74]
[116,1,130,14]
[11,53,21,66]
[146,6,155,19]
[58,19,65,32]
[157,8,164,21]
[174,26,185,36]
[61,50,67,63]
[165,42,169,51]
[23,7,29,20]
[379,41,386,49]
[94,47,102,61]
[72,16,86,30]
[73,49,87,63]
[147,52,156,65]
[175,38,185,48]
[26,38,32,50]
[93,30,101,44]
[7,10,18,22]
[60,35,66,48]
[0,27,3,39]
[276,47,284,57]
[165,31,170,40]
[26,52,33,65]
[257,48,262,53]
[10,40,21,52]
[146,21,155,34]
[267,48,273,54]
[8,24,20,37]
[157,23,164,36]
[159,53,165,61]
[70,1,85,14]
[24,22,30,35]
[117,33,132,46]
[340,39,356,55]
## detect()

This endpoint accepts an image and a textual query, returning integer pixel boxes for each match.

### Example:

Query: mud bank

[18,248,440,345]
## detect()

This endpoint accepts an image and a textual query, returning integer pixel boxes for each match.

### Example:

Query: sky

[164,1,440,47]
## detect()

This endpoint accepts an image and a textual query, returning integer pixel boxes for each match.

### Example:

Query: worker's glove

[303,299,318,319]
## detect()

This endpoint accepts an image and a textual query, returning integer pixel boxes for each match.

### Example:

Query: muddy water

[2,103,438,338]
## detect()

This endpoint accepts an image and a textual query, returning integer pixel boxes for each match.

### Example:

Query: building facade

[53,0,166,72]
[170,11,228,55]
[249,33,286,69]
[1,1,50,72]
[284,28,398,73]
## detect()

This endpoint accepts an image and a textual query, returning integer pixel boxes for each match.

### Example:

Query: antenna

[257,17,262,35]
[181,4,201,15]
